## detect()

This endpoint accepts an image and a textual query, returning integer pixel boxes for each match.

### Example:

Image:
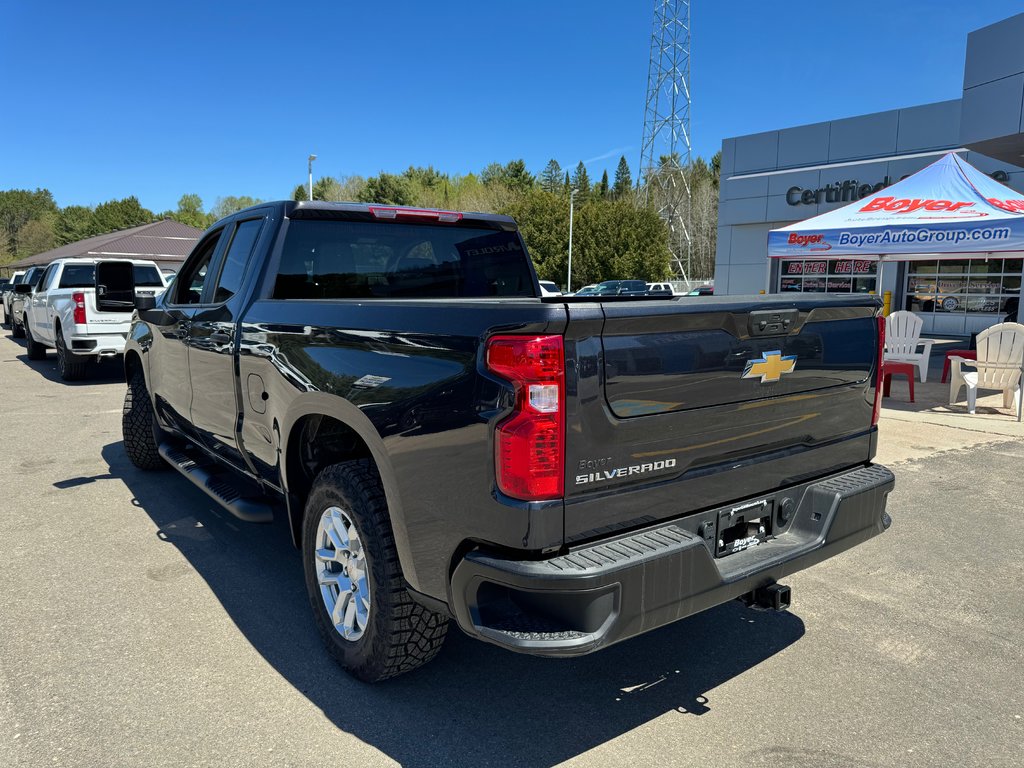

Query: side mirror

[14,283,32,294]
[95,261,136,312]
[134,294,157,311]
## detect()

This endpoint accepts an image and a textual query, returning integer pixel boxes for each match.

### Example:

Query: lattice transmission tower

[640,0,693,282]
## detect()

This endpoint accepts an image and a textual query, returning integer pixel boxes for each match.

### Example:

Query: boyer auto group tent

[768,152,1024,262]
[769,151,1024,420]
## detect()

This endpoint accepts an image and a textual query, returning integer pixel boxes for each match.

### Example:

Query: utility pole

[308,154,317,200]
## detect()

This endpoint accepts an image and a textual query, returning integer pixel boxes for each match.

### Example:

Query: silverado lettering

[575,458,678,485]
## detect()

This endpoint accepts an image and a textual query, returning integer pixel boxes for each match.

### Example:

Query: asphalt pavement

[0,332,1021,768]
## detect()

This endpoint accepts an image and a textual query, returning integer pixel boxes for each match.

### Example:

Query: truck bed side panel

[237,298,568,599]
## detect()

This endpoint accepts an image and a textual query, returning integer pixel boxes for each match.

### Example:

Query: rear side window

[272,219,534,299]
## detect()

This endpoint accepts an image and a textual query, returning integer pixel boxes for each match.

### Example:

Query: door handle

[210,332,231,344]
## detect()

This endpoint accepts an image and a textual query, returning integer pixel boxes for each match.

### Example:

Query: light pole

[567,187,577,293]
[308,154,317,200]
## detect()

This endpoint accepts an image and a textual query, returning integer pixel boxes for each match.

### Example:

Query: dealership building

[715,12,1024,336]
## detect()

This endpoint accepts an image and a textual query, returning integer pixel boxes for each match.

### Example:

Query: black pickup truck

[105,201,894,682]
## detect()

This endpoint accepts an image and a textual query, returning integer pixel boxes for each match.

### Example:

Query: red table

[882,360,915,402]
[941,349,977,384]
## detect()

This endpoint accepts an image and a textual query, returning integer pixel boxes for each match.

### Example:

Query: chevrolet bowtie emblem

[742,351,797,384]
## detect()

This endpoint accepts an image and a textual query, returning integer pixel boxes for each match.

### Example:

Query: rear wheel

[56,328,88,381]
[122,367,166,470]
[24,319,46,360]
[302,460,448,682]
[11,313,25,339]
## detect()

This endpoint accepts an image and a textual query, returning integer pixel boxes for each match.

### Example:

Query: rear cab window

[272,218,536,300]
[58,263,165,289]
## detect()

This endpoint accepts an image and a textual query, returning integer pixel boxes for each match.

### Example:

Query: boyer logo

[787,233,832,251]
[859,197,983,217]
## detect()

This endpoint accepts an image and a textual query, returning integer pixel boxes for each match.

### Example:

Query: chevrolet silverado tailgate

[563,295,881,542]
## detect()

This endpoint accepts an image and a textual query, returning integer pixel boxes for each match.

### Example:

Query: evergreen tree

[358,173,414,205]
[613,156,633,198]
[56,205,97,245]
[91,196,153,234]
[563,172,570,192]
[540,159,563,194]
[503,159,535,193]
[598,170,609,198]
[292,184,308,201]
[571,162,591,196]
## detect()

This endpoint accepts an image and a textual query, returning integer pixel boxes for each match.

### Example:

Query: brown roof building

[7,219,203,272]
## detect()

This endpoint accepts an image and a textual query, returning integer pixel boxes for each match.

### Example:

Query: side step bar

[158,442,275,524]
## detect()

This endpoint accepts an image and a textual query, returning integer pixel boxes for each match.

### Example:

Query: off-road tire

[122,368,166,470]
[302,460,448,682]
[56,327,88,381]
[24,319,46,360]
[11,314,25,339]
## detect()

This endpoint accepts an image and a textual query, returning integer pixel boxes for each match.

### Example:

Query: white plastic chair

[949,322,1024,415]
[884,310,935,382]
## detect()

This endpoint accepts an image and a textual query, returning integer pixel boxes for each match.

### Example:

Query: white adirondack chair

[949,322,1024,415]
[884,310,935,382]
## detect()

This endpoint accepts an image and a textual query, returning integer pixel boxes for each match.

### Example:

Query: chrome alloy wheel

[314,506,371,641]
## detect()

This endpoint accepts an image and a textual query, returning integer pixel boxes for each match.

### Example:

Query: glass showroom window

[903,258,1022,315]
[780,260,877,294]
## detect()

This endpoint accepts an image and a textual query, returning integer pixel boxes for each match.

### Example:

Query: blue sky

[1,0,1021,213]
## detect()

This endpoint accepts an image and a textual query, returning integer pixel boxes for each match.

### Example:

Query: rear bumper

[450,464,894,656]
[69,332,127,356]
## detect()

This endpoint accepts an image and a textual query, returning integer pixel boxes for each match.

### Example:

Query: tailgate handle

[749,309,798,337]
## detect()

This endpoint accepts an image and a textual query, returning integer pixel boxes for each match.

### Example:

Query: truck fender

[278,393,421,593]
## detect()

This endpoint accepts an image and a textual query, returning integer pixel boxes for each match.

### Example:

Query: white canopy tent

[768,152,1024,419]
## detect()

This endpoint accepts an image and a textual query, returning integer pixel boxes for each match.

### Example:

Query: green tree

[502,190,570,286]
[503,160,535,194]
[293,183,309,201]
[480,160,534,193]
[540,159,563,194]
[211,195,263,220]
[358,173,413,205]
[613,156,633,198]
[571,162,591,196]
[312,176,342,201]
[597,170,609,198]
[91,196,154,234]
[55,205,97,245]
[18,215,57,256]
[167,194,211,229]
[0,188,58,256]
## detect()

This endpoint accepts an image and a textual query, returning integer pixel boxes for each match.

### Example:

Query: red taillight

[369,206,462,223]
[873,315,886,426]
[73,292,87,325]
[486,335,565,501]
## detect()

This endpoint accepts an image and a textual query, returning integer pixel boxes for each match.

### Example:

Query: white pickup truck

[21,258,168,380]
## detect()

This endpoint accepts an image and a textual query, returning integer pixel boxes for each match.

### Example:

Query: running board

[158,442,274,524]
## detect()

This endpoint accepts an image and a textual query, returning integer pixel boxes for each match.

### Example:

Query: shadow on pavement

[5,335,125,385]
[79,442,806,767]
